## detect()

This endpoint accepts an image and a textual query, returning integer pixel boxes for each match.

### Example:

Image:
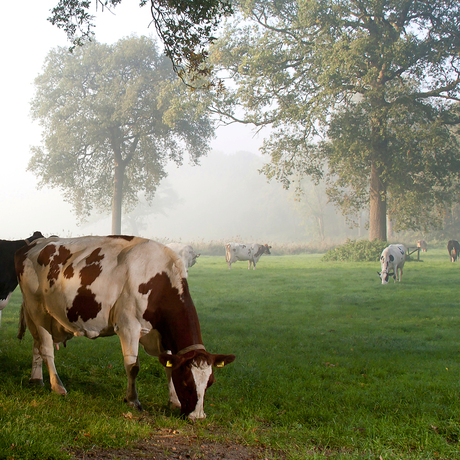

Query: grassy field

[1,249,460,459]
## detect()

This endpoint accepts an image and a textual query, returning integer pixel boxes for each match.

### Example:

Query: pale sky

[0,1,268,241]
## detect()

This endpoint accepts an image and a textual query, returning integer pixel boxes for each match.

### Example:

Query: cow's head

[264,244,272,255]
[377,270,395,284]
[159,350,235,421]
[190,252,200,268]
[378,253,395,284]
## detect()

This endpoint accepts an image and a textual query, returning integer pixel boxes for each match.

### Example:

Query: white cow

[225,243,271,270]
[166,243,200,277]
[378,244,407,284]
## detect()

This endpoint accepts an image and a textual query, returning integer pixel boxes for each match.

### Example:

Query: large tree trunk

[112,163,124,234]
[369,162,387,241]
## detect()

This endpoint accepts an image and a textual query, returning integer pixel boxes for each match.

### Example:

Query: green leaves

[211,0,460,238]
[49,0,233,81]
[30,36,215,230]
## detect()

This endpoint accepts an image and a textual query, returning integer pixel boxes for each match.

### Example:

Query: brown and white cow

[447,240,460,262]
[0,231,44,325]
[15,235,235,420]
[166,243,200,277]
[417,240,428,252]
[225,243,271,270]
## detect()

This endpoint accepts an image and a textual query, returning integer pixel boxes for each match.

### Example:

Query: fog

[79,150,307,242]
[76,150,362,244]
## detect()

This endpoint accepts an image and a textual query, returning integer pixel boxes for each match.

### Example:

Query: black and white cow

[378,244,407,284]
[225,243,271,270]
[0,232,44,325]
[165,243,200,277]
[447,240,460,262]
[15,235,235,420]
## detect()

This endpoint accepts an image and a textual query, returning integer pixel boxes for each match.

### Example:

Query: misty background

[77,151,362,243]
[0,1,361,244]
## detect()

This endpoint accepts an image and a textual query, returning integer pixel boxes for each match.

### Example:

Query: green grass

[1,249,460,459]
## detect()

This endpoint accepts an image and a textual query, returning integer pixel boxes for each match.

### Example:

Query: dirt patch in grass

[70,428,285,460]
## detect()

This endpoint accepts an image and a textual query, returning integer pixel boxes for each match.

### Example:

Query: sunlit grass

[1,249,460,459]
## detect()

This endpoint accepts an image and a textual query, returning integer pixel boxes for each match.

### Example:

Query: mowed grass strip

[0,249,459,459]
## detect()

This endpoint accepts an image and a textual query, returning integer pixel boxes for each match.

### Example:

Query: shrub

[322,239,389,262]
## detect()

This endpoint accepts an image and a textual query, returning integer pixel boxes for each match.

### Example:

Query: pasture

[1,248,460,459]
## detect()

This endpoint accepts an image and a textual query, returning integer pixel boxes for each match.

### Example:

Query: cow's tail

[17,302,27,340]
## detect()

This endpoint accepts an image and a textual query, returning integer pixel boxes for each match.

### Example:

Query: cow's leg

[20,305,45,386]
[248,260,252,270]
[117,326,142,410]
[30,344,44,385]
[37,326,67,395]
[124,355,141,410]
[23,306,65,393]
[164,365,181,409]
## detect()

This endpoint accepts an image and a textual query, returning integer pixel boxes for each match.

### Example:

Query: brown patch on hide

[138,272,202,352]
[67,286,101,322]
[66,248,103,323]
[108,235,135,241]
[64,265,74,279]
[37,244,57,267]
[37,245,72,288]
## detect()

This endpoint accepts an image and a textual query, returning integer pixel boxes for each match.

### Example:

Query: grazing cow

[225,243,271,270]
[447,240,460,262]
[0,231,44,325]
[417,240,428,252]
[377,244,407,284]
[15,235,235,420]
[166,243,200,277]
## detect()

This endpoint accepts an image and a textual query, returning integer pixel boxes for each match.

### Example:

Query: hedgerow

[322,238,389,262]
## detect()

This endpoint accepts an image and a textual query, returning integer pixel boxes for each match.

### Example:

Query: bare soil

[70,428,285,460]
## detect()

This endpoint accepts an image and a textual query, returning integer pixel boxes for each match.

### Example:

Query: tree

[30,36,214,234]
[49,0,233,82]
[211,0,460,240]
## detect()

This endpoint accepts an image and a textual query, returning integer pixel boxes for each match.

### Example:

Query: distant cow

[417,240,428,252]
[447,240,460,262]
[166,243,200,277]
[15,235,235,420]
[0,231,44,325]
[378,244,407,284]
[225,243,271,270]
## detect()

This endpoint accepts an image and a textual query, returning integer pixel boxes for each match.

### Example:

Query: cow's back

[16,236,186,337]
[389,244,406,265]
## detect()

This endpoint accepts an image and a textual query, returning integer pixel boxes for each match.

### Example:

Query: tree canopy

[211,0,460,240]
[49,0,233,81]
[30,35,214,234]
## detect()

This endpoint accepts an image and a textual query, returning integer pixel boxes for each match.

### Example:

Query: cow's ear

[158,353,184,370]
[211,354,236,368]
[377,271,381,276]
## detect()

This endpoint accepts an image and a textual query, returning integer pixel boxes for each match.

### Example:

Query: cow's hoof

[29,378,44,387]
[53,386,68,396]
[125,398,143,412]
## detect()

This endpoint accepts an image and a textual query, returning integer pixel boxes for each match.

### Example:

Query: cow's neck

[140,272,203,354]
